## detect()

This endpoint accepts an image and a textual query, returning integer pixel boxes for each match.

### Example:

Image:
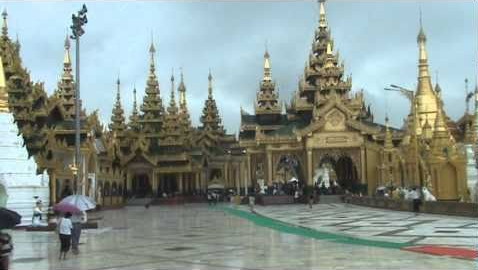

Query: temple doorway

[336,156,359,191]
[315,155,359,193]
[275,155,304,184]
[161,174,178,195]
[314,156,337,189]
[132,174,152,198]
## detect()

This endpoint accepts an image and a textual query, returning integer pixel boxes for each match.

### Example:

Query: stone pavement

[252,203,478,249]
[7,205,475,270]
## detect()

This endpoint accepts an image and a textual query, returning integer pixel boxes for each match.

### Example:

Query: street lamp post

[384,85,421,191]
[70,4,87,195]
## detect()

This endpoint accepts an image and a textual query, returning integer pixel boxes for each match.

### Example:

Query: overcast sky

[3,0,477,134]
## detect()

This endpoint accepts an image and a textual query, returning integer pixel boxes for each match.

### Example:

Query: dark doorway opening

[132,174,151,198]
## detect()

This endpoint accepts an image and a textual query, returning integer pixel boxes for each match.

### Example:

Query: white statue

[257,179,266,194]
[314,165,335,188]
[422,187,436,201]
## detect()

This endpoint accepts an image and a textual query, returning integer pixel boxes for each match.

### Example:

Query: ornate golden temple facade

[239,0,468,201]
[0,10,244,206]
[0,1,472,204]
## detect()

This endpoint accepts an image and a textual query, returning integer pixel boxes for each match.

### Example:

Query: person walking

[308,195,314,209]
[411,188,421,215]
[249,194,255,212]
[207,192,212,206]
[71,211,86,254]
[58,212,73,260]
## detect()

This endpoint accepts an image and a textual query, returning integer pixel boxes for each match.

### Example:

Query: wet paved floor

[8,204,475,270]
[253,203,478,249]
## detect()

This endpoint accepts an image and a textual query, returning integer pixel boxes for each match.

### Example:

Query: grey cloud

[3,1,475,134]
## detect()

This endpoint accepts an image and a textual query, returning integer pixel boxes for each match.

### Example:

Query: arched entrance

[316,154,359,193]
[315,155,337,187]
[275,155,305,185]
[132,174,152,198]
[336,156,358,191]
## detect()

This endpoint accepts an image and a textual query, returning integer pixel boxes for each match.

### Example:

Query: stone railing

[348,196,478,217]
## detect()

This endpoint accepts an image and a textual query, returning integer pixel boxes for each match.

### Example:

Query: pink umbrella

[53,202,81,214]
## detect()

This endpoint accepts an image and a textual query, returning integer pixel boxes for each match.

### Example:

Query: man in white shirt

[58,212,73,260]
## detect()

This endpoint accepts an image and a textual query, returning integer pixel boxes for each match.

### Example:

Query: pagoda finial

[64,34,71,65]
[148,36,156,75]
[465,78,470,114]
[116,76,121,103]
[170,68,176,108]
[1,9,8,37]
[263,46,272,82]
[133,86,137,111]
[417,8,428,59]
[318,0,327,28]
[178,67,187,107]
[208,69,213,98]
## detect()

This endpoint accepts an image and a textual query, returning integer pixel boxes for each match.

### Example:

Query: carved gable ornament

[324,109,346,131]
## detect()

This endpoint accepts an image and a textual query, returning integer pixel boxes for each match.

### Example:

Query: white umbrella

[288,177,298,183]
[60,195,96,211]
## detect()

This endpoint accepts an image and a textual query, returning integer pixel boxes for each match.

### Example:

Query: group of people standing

[207,192,220,205]
[57,211,87,260]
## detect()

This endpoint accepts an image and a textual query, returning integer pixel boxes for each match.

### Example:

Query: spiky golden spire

[109,77,127,135]
[128,86,141,131]
[384,115,393,149]
[415,10,438,135]
[201,70,224,134]
[0,55,8,113]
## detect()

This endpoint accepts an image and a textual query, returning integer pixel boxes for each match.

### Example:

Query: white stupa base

[0,112,50,225]
[465,145,478,203]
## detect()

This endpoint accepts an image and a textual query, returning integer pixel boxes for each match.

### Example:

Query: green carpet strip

[222,207,411,250]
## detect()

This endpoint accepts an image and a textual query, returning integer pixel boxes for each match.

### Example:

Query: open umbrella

[0,207,21,229]
[59,195,96,211]
[53,202,81,214]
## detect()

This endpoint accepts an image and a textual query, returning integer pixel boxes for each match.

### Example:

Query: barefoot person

[58,212,73,260]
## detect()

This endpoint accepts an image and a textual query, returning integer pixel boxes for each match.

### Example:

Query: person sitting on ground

[32,201,43,226]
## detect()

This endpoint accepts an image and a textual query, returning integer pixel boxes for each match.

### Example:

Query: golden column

[178,173,183,194]
[307,149,313,186]
[267,151,273,186]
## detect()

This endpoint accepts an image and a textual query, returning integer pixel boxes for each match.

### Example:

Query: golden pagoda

[239,0,467,200]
